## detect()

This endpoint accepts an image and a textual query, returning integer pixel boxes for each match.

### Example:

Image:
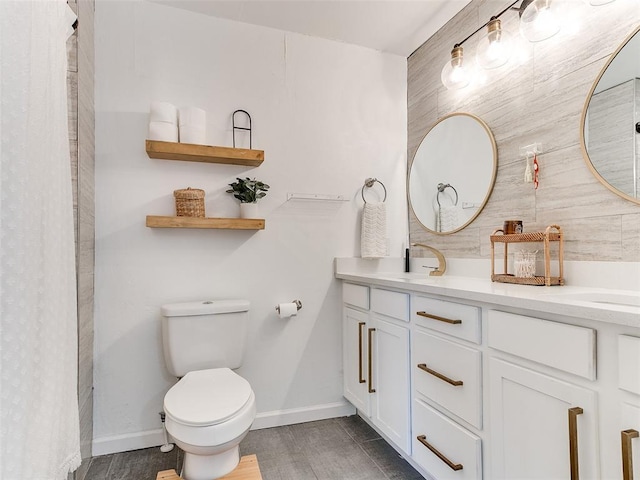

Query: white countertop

[335,259,640,328]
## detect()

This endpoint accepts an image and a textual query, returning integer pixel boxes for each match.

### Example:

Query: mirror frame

[408,112,498,235]
[580,24,640,205]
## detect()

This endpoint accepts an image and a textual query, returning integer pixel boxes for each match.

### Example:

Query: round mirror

[581,25,640,204]
[409,113,497,234]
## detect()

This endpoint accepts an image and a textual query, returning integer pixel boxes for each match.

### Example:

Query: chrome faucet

[410,243,446,276]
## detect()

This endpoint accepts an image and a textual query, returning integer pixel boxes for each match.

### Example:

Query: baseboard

[92,428,165,456]
[251,400,356,430]
[92,401,356,455]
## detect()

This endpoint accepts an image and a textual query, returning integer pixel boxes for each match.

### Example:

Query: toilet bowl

[164,368,257,480]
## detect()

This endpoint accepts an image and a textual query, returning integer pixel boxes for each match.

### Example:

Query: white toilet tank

[161,299,250,377]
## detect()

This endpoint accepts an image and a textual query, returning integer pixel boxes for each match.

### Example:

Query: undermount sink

[542,292,640,308]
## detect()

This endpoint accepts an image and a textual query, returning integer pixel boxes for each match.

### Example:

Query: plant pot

[239,202,259,219]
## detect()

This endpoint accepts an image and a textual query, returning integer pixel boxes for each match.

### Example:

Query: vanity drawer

[412,398,482,480]
[412,296,481,344]
[342,283,369,310]
[487,310,596,380]
[619,335,640,395]
[413,330,482,428]
[371,288,409,322]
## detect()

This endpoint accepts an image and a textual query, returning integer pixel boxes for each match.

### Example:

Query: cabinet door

[489,358,599,480]
[620,402,640,480]
[371,316,411,454]
[343,307,370,415]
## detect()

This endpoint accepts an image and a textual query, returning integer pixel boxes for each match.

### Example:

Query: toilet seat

[164,368,252,427]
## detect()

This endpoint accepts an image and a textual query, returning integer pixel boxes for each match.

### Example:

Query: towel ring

[436,183,458,207]
[361,178,387,203]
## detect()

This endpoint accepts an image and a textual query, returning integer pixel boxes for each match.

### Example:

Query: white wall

[94,1,407,454]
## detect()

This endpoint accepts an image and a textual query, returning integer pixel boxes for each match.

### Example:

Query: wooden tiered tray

[490,225,564,286]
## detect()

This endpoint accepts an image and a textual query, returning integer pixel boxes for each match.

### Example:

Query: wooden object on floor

[146,140,264,167]
[156,454,263,480]
[146,215,265,230]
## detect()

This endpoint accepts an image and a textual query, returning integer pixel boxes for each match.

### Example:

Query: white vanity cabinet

[487,310,600,479]
[338,270,640,480]
[411,295,483,479]
[342,284,411,454]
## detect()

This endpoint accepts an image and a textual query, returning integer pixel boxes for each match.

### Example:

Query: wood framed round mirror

[408,113,498,234]
[581,25,640,205]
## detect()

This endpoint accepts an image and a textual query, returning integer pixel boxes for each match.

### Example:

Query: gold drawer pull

[417,363,463,387]
[622,429,639,480]
[368,328,376,393]
[569,407,584,480]
[417,435,463,471]
[358,322,366,384]
[416,311,462,325]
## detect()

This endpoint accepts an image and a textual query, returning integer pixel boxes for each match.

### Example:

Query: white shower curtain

[0,1,81,479]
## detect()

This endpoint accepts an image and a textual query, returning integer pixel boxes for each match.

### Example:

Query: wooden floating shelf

[146,140,264,167]
[146,215,265,230]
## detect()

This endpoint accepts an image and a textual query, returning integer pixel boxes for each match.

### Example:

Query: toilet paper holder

[275,300,302,314]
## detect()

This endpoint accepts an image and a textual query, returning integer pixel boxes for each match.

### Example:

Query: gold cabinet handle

[416,435,463,471]
[416,311,462,325]
[568,407,584,480]
[368,328,376,393]
[358,322,366,384]
[417,363,463,387]
[622,429,639,480]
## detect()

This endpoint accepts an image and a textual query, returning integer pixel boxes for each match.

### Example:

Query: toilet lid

[164,368,253,427]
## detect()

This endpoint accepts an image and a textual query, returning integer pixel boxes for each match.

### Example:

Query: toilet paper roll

[148,121,178,142]
[277,302,298,319]
[178,106,206,128]
[179,126,206,145]
[149,101,178,124]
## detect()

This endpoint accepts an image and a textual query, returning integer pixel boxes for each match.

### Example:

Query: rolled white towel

[178,106,206,128]
[148,121,178,142]
[149,101,177,124]
[361,202,387,259]
[179,126,206,145]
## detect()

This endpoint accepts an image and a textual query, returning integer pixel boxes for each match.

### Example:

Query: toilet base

[182,446,239,480]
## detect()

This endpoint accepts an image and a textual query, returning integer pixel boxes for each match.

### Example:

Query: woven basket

[174,188,205,217]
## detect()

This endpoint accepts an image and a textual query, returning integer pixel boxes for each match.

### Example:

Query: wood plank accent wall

[67,1,95,478]
[407,0,640,262]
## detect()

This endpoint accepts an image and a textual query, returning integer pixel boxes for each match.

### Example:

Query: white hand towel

[361,202,387,259]
[439,205,460,232]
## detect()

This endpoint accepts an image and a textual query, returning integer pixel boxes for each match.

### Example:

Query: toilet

[161,300,256,480]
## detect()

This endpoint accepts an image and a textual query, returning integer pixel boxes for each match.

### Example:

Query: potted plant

[226,177,270,218]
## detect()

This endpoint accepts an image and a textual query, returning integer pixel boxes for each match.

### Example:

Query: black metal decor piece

[636,122,640,134]
[232,110,252,149]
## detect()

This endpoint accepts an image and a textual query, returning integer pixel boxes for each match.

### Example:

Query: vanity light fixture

[441,0,562,90]
[518,0,561,42]
[476,18,512,69]
[441,46,472,90]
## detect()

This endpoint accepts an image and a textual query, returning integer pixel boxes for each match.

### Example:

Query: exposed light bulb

[476,18,512,69]
[441,46,471,90]
[519,0,560,42]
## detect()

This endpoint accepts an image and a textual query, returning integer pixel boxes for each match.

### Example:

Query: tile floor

[85,415,424,480]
